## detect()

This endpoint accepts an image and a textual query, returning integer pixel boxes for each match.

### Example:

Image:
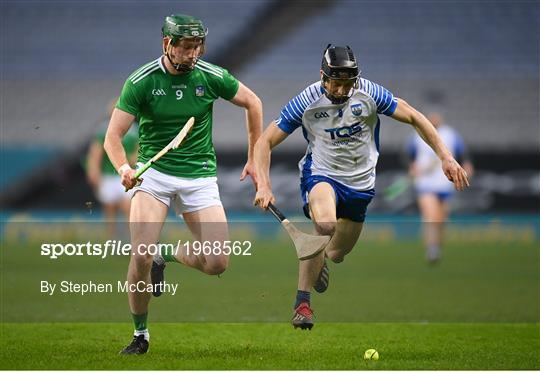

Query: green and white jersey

[116,57,239,178]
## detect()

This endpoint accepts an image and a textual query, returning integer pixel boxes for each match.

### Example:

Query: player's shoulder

[302,81,324,95]
[297,81,324,105]
[127,57,166,85]
[358,77,382,94]
[357,76,397,114]
[195,59,228,79]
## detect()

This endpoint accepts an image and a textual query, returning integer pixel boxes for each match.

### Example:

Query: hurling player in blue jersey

[407,111,474,263]
[253,45,470,329]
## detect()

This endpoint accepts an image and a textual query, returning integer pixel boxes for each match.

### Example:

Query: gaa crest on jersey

[351,103,363,116]
[195,85,205,97]
[152,89,167,96]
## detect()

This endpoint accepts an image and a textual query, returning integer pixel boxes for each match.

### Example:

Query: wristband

[118,163,131,175]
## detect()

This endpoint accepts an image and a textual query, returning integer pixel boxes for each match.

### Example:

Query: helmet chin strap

[165,53,194,72]
[326,94,348,105]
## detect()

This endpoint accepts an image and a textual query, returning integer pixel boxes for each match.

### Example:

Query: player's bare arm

[391,98,470,191]
[229,82,263,186]
[86,140,104,189]
[253,122,289,209]
[104,108,137,190]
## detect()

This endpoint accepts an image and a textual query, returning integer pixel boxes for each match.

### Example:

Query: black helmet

[321,45,360,104]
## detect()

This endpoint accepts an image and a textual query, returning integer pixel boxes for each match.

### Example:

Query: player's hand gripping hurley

[125,117,195,191]
[266,202,329,260]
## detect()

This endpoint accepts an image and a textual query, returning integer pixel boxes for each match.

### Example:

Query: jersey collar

[158,56,168,74]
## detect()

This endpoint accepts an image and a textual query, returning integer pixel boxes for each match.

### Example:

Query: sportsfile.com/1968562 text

[40,240,252,260]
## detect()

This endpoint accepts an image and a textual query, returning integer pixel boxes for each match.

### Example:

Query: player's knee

[132,247,153,261]
[131,252,153,272]
[315,221,336,236]
[326,250,344,264]
[204,260,228,276]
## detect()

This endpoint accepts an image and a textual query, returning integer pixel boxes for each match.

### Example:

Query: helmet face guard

[162,14,208,72]
[321,45,360,104]
[321,76,358,104]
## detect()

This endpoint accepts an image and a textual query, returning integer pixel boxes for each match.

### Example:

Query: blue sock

[294,290,311,308]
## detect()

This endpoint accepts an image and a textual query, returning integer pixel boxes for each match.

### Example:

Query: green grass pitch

[1,222,539,369]
[1,323,538,369]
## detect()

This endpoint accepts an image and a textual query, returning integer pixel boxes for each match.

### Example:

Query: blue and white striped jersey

[276,78,397,191]
[407,125,466,193]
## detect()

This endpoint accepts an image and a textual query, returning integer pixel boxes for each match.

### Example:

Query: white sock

[427,245,441,261]
[134,329,150,341]
[153,253,165,266]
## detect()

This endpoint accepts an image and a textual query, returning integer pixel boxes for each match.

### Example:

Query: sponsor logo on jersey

[324,122,362,140]
[195,85,205,97]
[351,103,363,116]
[314,111,330,119]
[172,84,187,89]
[152,89,167,96]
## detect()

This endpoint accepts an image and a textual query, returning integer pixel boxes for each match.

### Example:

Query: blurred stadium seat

[229,0,539,151]
[1,0,272,191]
[1,0,538,212]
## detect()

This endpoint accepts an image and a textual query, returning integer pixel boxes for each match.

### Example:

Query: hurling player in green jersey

[104,14,262,354]
[86,98,138,237]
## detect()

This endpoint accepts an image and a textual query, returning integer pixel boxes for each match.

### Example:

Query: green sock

[160,244,178,263]
[132,312,148,331]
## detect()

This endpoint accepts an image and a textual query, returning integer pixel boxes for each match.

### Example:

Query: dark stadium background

[1,0,538,215]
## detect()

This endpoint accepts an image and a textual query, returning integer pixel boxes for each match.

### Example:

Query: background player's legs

[128,191,168,315]
[175,205,229,275]
[119,197,132,237]
[119,197,131,219]
[102,199,131,238]
[418,193,449,262]
[102,202,118,237]
[99,177,132,238]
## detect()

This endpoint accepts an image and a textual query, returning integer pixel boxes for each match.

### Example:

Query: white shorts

[133,163,222,215]
[97,175,133,204]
